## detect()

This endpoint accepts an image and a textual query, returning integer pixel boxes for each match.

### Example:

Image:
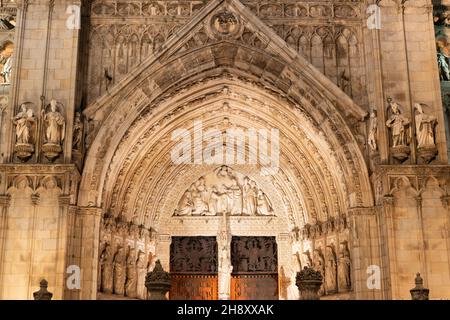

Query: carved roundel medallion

[209,10,242,40]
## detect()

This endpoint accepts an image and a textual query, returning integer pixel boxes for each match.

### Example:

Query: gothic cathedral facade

[0,0,450,300]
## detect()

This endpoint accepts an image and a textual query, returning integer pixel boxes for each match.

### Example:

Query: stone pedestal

[296,267,323,300]
[33,279,53,300]
[145,260,171,300]
[410,273,430,300]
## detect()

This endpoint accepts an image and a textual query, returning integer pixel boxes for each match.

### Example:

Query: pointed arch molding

[80,0,373,228]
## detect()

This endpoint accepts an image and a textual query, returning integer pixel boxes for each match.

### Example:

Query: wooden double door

[169,236,278,300]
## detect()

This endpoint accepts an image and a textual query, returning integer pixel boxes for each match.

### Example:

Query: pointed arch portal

[82,0,373,300]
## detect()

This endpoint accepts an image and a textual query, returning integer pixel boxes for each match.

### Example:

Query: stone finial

[410,273,429,300]
[33,279,53,300]
[145,260,171,300]
[296,266,323,300]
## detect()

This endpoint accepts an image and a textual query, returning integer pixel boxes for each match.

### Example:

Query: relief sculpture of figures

[0,40,13,84]
[113,247,126,295]
[338,241,351,292]
[174,166,274,217]
[125,248,137,298]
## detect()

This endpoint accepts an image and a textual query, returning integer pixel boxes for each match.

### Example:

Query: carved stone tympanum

[174,166,274,217]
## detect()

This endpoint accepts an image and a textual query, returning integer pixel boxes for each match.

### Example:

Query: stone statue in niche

[13,103,35,160]
[386,100,410,147]
[174,166,274,217]
[42,99,65,161]
[386,99,411,161]
[125,248,137,298]
[368,110,378,152]
[43,99,65,145]
[338,241,351,291]
[136,251,147,300]
[312,249,325,296]
[218,242,233,299]
[325,245,337,294]
[415,103,438,162]
[113,246,126,295]
[99,243,113,294]
[72,112,83,151]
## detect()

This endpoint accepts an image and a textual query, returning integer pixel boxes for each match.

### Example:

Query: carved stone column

[410,273,429,300]
[77,206,102,300]
[145,260,171,300]
[296,267,323,300]
[0,194,10,296]
[381,195,398,299]
[155,234,171,272]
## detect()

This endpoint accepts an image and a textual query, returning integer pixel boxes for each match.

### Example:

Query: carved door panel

[169,237,218,300]
[230,236,278,300]
[231,274,278,300]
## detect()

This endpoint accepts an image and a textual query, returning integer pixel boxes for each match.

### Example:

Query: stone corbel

[441,196,450,209]
[58,194,71,207]
[0,195,11,208]
[31,193,40,206]
[383,195,395,207]
[77,206,103,217]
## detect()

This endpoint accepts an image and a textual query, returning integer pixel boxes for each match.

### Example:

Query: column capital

[383,195,395,207]
[441,196,450,209]
[77,206,103,217]
[58,195,71,207]
[0,194,11,207]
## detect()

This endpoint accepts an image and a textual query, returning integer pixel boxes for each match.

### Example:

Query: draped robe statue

[113,247,126,295]
[99,244,113,294]
[43,99,65,145]
[338,242,351,291]
[368,111,377,152]
[415,103,437,148]
[125,249,137,298]
[386,101,410,147]
[325,246,337,293]
[136,251,147,300]
[13,104,35,144]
